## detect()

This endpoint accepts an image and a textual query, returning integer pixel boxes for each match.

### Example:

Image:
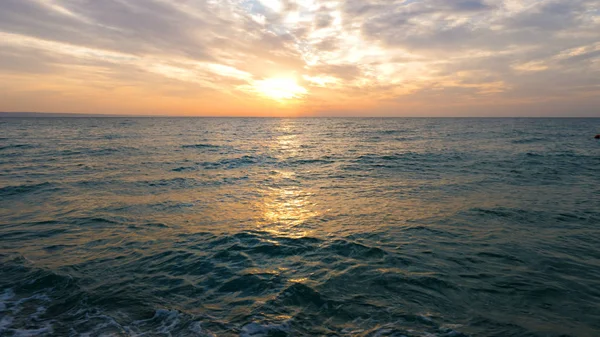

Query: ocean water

[1,117,599,337]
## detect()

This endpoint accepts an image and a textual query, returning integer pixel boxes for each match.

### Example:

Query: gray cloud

[338,0,600,105]
[354,0,596,52]
[0,0,305,65]
[0,0,208,58]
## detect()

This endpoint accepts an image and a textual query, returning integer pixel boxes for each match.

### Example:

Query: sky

[0,0,599,117]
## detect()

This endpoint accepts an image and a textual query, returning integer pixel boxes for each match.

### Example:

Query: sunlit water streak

[1,118,599,336]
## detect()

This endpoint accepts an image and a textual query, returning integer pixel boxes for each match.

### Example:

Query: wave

[173,166,197,172]
[2,118,600,336]
[274,282,329,307]
[0,182,58,198]
[325,239,387,259]
[182,143,220,148]
[465,207,576,227]
[0,144,36,151]
[3,226,579,336]
[354,152,465,164]
[286,158,335,166]
[218,273,282,295]
[0,256,220,336]
[200,155,276,170]
[511,137,548,144]
[182,144,223,151]
[57,147,137,157]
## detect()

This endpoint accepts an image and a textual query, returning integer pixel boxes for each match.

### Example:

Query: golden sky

[0,0,599,116]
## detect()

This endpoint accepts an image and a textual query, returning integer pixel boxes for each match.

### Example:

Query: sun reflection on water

[260,184,318,237]
[258,121,319,237]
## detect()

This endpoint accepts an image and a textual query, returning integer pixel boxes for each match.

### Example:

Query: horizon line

[2,112,600,118]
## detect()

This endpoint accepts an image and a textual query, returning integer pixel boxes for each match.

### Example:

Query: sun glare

[255,78,307,102]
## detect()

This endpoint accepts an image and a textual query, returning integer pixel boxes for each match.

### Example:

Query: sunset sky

[1,0,599,116]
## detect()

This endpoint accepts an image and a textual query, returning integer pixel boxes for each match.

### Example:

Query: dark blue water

[1,118,599,337]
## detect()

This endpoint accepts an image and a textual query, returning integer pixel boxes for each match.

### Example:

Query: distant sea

[1,118,599,336]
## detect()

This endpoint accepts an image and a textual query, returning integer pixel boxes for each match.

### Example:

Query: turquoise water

[1,118,599,336]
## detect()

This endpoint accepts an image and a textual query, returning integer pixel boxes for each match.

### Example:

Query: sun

[255,77,307,102]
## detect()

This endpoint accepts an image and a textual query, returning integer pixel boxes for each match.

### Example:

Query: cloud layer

[0,0,599,116]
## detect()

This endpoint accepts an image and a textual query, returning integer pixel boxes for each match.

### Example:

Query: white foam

[240,321,291,337]
[77,312,125,337]
[0,288,15,311]
[13,293,51,311]
[0,316,14,331]
[11,325,53,337]
[129,309,181,334]
[155,310,181,334]
[65,307,219,337]
[0,288,55,336]
[417,313,434,323]
[189,321,216,337]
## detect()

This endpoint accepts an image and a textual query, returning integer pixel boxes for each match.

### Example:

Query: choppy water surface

[1,118,599,337]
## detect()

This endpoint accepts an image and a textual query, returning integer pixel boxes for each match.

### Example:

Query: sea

[1,117,599,337]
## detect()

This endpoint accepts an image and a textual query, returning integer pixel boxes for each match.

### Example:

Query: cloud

[0,0,598,115]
